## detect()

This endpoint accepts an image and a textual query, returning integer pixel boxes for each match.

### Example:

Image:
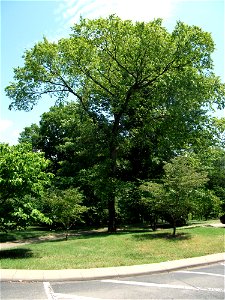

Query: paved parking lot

[1,263,224,299]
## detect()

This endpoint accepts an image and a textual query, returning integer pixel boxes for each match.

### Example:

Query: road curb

[0,253,224,282]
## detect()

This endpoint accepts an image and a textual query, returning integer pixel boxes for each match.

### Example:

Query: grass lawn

[0,226,224,270]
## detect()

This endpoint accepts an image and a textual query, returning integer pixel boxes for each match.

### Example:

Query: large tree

[5,16,225,232]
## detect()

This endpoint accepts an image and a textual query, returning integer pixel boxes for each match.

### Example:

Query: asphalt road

[1,263,224,300]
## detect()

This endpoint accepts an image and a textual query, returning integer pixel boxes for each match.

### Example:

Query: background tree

[18,123,40,152]
[191,189,221,220]
[19,102,108,226]
[197,146,225,213]
[139,181,165,230]
[6,16,225,232]
[0,143,53,231]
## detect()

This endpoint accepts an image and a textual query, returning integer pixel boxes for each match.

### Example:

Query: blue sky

[1,0,224,145]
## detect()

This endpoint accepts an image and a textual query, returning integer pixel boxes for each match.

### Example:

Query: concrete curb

[0,253,224,282]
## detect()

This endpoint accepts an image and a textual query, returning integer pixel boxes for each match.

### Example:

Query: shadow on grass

[0,227,194,244]
[132,232,192,241]
[66,229,151,240]
[0,234,17,243]
[0,248,33,259]
[44,229,191,243]
[0,227,50,243]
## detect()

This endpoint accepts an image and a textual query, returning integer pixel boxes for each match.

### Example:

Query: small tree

[162,156,209,235]
[140,155,209,236]
[45,188,87,240]
[0,143,53,231]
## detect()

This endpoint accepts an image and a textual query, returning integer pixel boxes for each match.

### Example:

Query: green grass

[0,226,224,270]
[0,227,53,242]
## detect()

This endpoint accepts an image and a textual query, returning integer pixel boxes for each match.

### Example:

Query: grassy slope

[0,226,224,270]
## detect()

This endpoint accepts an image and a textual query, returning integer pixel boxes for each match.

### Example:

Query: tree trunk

[107,128,118,233]
[65,228,69,240]
[172,220,176,236]
[107,161,117,232]
[108,195,116,232]
[151,216,158,231]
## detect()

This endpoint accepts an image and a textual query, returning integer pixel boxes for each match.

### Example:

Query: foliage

[140,181,165,230]
[197,146,225,212]
[43,188,87,239]
[117,181,143,224]
[19,103,109,227]
[212,117,225,148]
[192,189,221,219]
[18,123,40,152]
[19,102,106,180]
[140,155,209,235]
[0,143,53,231]
[6,16,225,231]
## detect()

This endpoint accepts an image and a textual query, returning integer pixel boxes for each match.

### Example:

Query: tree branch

[139,58,177,88]
[81,67,116,97]
[104,46,136,80]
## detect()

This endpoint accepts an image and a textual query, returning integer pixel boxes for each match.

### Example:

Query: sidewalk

[1,253,224,282]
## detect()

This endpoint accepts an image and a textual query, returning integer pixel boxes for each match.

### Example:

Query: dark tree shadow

[68,229,151,239]
[48,229,191,243]
[0,227,194,244]
[0,226,52,243]
[132,232,191,241]
[0,233,19,243]
[0,248,33,259]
